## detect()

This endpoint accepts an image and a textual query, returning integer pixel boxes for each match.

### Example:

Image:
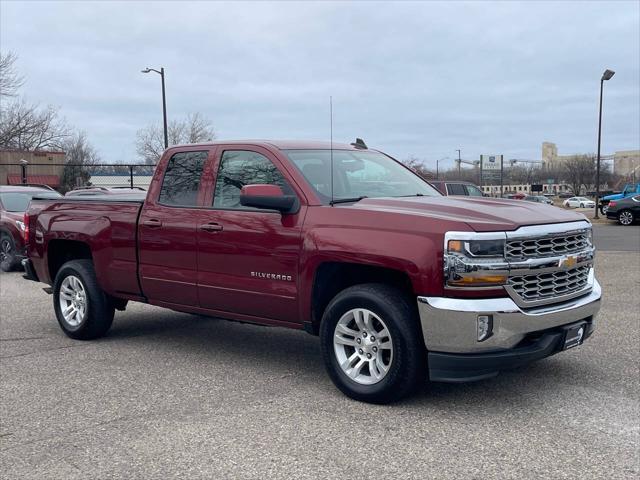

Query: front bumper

[427,321,595,382]
[417,279,601,381]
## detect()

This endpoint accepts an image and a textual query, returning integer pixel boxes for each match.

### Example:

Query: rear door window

[446,183,467,196]
[464,184,483,196]
[158,151,207,206]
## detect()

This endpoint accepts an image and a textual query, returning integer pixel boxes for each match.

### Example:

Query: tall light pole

[594,69,615,219]
[142,67,168,149]
[456,149,461,177]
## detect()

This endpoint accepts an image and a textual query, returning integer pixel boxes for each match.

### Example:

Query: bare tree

[506,163,543,185]
[0,100,71,150]
[402,156,435,180]
[136,113,216,164]
[0,51,25,98]
[563,154,596,195]
[59,131,100,193]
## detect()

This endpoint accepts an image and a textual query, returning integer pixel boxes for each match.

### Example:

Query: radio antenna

[330,96,334,205]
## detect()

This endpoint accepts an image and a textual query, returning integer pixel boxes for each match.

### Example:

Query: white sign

[481,155,503,171]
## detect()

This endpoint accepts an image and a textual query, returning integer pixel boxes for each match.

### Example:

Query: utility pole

[456,149,461,177]
[594,69,615,219]
[141,67,169,149]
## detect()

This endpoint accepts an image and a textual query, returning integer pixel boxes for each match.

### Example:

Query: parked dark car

[429,180,484,197]
[0,185,62,271]
[525,195,554,205]
[606,194,640,226]
[66,186,147,196]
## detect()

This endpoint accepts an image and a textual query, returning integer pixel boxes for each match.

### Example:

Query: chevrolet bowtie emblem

[559,255,578,269]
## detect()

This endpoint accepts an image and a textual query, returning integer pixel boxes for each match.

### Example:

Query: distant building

[613,150,640,178]
[542,141,639,178]
[0,149,66,187]
[482,183,573,196]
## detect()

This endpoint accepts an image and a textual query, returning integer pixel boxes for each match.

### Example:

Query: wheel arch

[307,261,416,335]
[47,239,93,282]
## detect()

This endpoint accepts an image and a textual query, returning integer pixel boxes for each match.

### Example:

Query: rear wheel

[618,210,634,226]
[600,204,608,215]
[0,234,18,272]
[53,259,115,339]
[320,283,426,404]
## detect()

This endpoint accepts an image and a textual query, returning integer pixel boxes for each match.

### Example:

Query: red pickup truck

[23,140,601,403]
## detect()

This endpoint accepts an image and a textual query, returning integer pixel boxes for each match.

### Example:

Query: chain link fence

[0,163,156,193]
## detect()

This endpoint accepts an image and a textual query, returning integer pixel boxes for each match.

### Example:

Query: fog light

[477,315,493,341]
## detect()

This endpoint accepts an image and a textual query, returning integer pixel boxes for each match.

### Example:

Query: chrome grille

[508,265,590,302]
[506,231,590,260]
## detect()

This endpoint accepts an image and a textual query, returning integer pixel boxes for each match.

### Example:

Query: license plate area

[562,321,587,350]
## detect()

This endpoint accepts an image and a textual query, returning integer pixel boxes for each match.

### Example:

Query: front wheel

[618,210,635,226]
[0,234,18,272]
[580,203,585,208]
[320,283,426,404]
[53,259,115,340]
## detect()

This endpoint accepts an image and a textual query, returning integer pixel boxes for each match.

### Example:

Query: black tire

[320,283,427,404]
[53,259,115,340]
[0,234,19,272]
[580,203,584,208]
[618,209,635,226]
[599,204,608,215]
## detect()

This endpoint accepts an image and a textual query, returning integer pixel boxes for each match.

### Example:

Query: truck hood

[349,196,587,232]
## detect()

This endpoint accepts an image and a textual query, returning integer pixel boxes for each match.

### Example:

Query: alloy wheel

[58,275,88,327]
[619,211,633,226]
[0,239,11,263]
[333,308,393,385]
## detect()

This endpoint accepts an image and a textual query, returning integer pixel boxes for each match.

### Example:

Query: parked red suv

[0,185,61,271]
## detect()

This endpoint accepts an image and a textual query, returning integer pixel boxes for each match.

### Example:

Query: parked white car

[563,197,595,208]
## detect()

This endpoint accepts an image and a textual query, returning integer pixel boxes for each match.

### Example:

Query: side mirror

[240,184,299,214]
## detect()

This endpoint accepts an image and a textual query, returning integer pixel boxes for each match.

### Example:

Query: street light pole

[456,149,461,177]
[142,67,169,149]
[594,69,615,219]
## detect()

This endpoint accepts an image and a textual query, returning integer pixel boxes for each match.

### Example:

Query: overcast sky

[2,1,639,168]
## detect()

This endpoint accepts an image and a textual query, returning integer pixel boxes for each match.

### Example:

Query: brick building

[0,149,66,187]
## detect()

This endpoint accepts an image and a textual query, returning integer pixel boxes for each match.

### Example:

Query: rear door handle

[142,218,162,228]
[200,223,223,232]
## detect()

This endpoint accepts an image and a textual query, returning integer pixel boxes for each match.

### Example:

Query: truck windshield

[285,150,440,203]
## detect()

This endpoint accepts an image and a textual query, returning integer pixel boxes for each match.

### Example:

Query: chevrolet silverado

[23,140,601,403]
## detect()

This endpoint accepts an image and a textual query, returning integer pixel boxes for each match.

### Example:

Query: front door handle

[142,218,162,228]
[200,223,223,232]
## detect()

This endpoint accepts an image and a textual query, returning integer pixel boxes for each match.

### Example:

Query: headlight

[444,234,508,288]
[448,239,505,258]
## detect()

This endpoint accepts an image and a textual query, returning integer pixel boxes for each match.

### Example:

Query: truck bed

[28,196,145,298]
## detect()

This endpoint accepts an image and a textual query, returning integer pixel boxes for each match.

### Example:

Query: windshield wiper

[396,193,425,197]
[330,196,368,205]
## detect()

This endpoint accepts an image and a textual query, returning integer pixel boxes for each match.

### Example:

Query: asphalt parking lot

[1,224,638,479]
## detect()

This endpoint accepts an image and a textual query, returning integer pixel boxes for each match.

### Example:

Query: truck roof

[167,139,367,151]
